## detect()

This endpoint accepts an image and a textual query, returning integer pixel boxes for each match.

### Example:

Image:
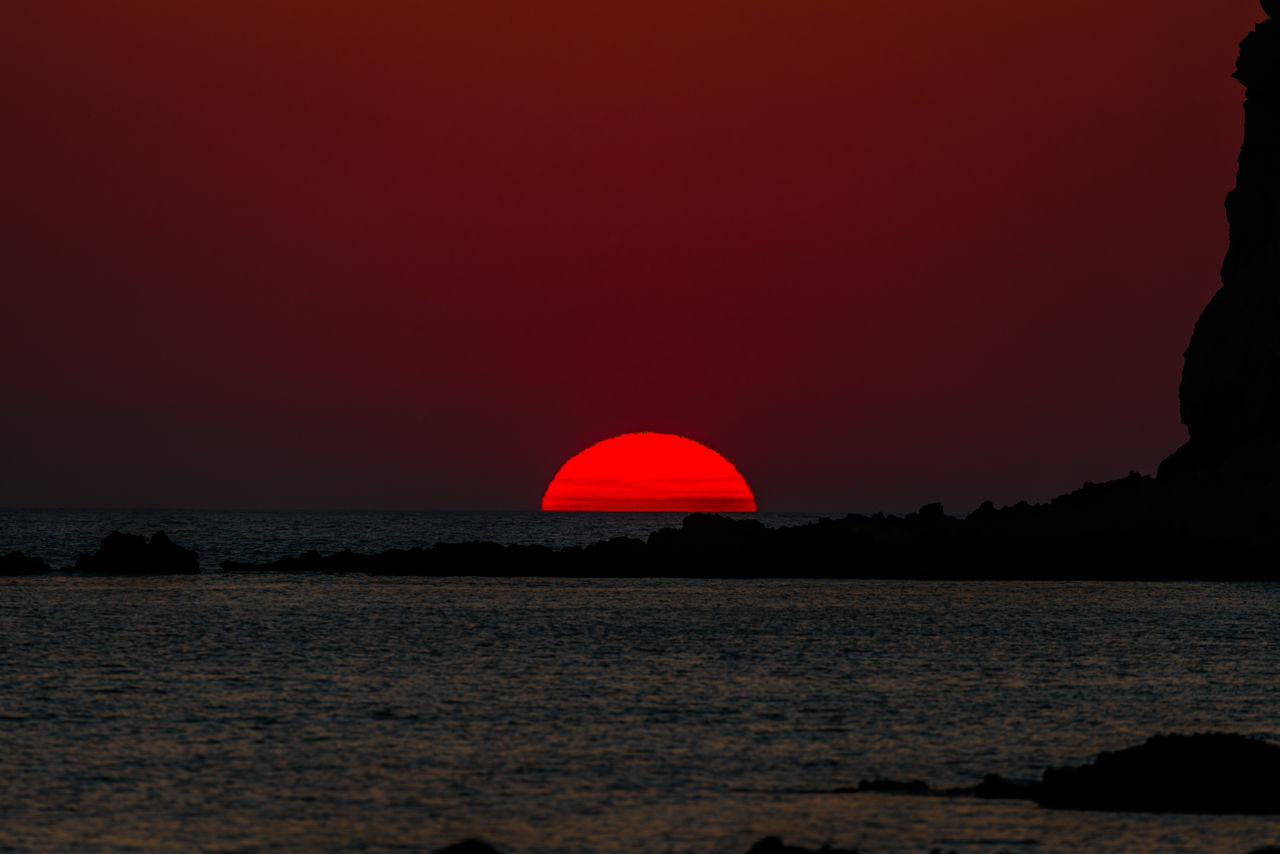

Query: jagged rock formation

[0,551,52,576]
[1164,1,1280,483]
[72,530,199,575]
[220,495,1280,579]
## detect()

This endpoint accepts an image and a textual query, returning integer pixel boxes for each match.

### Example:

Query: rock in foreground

[1039,733,1280,814]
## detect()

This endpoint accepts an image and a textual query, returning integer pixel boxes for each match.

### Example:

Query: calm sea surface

[2,512,1280,853]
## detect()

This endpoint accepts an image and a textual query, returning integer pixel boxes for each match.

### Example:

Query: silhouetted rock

[745,837,859,854]
[833,734,1280,814]
[217,487,1280,580]
[647,512,772,571]
[0,551,52,575]
[968,499,997,521]
[432,840,501,854]
[907,502,947,524]
[581,534,647,568]
[1039,733,1280,813]
[72,531,199,575]
[1166,2,1280,485]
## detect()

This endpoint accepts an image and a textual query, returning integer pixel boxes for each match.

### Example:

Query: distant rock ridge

[72,530,199,575]
[1163,1,1280,483]
[218,492,1280,579]
[10,479,1280,579]
[0,531,198,576]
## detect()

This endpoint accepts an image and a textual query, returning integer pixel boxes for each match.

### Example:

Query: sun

[541,432,757,511]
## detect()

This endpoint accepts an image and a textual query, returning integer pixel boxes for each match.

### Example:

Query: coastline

[6,467,1278,578]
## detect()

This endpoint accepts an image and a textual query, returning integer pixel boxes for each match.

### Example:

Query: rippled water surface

[3,576,1280,853]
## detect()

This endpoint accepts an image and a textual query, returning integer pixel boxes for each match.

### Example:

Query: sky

[1,1,1267,512]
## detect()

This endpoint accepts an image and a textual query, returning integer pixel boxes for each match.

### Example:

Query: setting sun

[541,432,757,511]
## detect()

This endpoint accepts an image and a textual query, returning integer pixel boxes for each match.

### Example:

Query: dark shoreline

[3,470,1279,579]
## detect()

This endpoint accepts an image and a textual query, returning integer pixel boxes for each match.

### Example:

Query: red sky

[0,1,1266,512]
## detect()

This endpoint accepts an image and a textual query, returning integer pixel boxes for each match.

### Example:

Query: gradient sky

[1,1,1266,512]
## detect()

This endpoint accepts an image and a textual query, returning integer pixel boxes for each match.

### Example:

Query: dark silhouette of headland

[1163,0,1280,487]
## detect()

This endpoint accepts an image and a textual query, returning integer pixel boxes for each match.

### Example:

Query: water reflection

[2,576,1280,853]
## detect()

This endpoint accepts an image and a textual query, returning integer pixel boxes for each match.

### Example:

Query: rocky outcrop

[220,490,1280,579]
[1039,733,1280,814]
[72,530,199,575]
[0,551,53,575]
[1165,2,1280,484]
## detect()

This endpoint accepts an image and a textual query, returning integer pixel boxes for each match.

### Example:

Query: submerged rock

[745,837,859,854]
[72,530,199,575]
[430,839,499,854]
[1039,732,1280,814]
[432,840,502,854]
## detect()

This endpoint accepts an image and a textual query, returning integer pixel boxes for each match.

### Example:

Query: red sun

[541,432,757,512]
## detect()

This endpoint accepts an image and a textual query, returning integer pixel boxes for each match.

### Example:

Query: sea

[2,509,1280,854]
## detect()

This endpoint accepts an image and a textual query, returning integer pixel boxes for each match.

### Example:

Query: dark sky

[1,1,1265,512]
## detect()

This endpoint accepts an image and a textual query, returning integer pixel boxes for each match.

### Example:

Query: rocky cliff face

[1162,1,1280,482]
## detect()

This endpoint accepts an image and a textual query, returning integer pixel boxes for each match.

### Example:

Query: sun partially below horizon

[541,432,757,512]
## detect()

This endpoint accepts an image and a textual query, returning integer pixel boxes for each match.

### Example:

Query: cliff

[1163,1,1280,483]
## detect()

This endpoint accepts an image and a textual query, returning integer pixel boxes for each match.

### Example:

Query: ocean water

[0,509,832,569]
[3,568,1280,853]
